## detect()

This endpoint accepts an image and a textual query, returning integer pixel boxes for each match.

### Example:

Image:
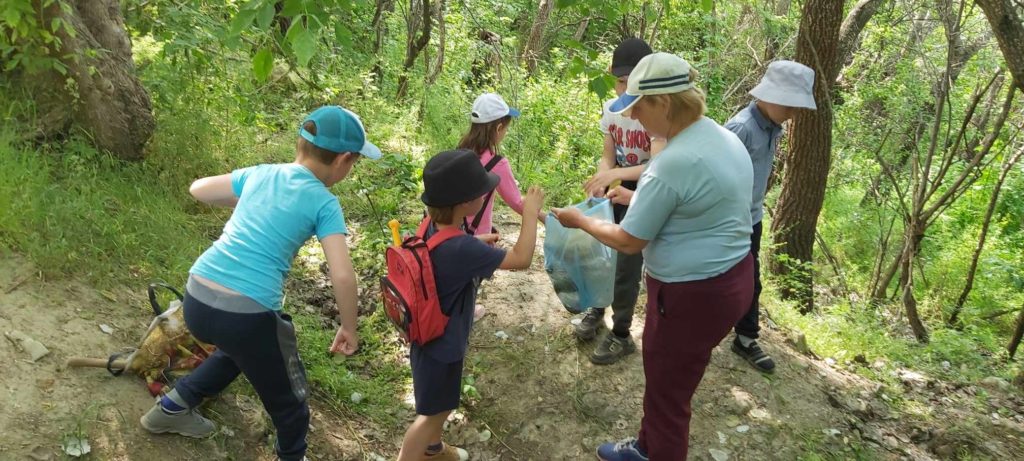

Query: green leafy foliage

[0,0,73,74]
[2,0,1023,427]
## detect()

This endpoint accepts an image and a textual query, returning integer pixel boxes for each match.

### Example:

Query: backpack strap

[427,227,465,251]
[416,216,465,251]
[468,154,504,235]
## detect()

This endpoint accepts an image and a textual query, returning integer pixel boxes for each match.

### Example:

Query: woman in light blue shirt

[554,53,754,461]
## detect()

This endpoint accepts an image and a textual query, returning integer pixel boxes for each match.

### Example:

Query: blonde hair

[427,205,456,225]
[641,68,706,127]
[666,88,707,125]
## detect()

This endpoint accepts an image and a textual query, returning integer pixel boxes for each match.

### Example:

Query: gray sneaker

[590,333,636,365]
[140,403,216,438]
[574,309,605,341]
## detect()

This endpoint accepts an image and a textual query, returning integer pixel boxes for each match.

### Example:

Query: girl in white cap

[554,52,755,461]
[458,93,546,238]
[725,60,816,374]
[457,93,546,319]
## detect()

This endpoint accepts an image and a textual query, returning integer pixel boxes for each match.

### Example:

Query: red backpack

[381,217,464,345]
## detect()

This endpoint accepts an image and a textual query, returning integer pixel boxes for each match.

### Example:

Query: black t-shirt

[414,227,506,363]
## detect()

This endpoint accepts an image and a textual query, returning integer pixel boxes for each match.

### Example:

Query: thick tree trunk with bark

[769,0,845,313]
[521,0,553,75]
[976,0,1024,93]
[32,0,154,161]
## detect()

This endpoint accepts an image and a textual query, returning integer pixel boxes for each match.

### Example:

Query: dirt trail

[0,250,381,461]
[439,215,1024,460]
[3,212,1024,460]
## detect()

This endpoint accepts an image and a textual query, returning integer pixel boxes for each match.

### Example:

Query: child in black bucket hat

[397,150,544,461]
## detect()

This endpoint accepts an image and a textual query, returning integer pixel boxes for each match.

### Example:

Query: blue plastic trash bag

[544,198,617,314]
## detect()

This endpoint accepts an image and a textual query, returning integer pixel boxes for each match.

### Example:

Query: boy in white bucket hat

[725,60,816,374]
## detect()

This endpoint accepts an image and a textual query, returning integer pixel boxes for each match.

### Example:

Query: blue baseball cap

[299,106,382,159]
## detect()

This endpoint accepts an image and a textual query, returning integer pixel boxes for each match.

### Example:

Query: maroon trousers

[637,254,753,460]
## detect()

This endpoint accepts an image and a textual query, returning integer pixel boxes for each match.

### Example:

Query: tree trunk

[397,0,432,99]
[765,0,795,61]
[976,0,1024,94]
[426,0,446,85]
[775,0,793,16]
[1010,301,1024,359]
[834,0,888,78]
[647,4,664,46]
[574,17,591,43]
[521,0,553,75]
[769,0,845,313]
[31,0,154,161]
[899,221,930,342]
[868,1,990,302]
[948,122,1022,327]
[371,0,395,84]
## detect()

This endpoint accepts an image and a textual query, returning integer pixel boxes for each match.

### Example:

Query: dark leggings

[173,292,310,461]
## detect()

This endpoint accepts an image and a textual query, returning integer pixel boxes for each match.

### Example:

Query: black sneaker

[590,333,636,365]
[731,337,776,373]
[574,309,605,341]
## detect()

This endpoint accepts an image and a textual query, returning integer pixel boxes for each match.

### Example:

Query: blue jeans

[173,291,310,461]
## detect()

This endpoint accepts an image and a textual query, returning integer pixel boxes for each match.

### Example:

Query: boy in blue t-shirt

[396,150,544,461]
[139,106,381,461]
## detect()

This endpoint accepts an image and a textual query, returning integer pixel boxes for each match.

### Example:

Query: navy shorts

[410,345,463,416]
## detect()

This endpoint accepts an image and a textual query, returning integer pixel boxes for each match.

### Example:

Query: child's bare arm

[321,234,360,355]
[190,174,238,207]
[500,186,544,270]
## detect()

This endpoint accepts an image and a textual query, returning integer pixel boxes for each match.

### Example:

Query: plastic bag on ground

[544,198,617,313]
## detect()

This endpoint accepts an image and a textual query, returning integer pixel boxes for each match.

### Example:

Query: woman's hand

[552,207,587,229]
[606,186,634,206]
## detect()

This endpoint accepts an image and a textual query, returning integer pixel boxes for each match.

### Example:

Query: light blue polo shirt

[724,101,783,224]
[620,117,753,283]
[190,163,347,310]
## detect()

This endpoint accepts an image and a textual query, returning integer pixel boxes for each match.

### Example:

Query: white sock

[738,334,756,347]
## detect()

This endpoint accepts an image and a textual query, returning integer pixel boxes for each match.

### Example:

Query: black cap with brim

[610,65,636,78]
[611,38,653,78]
[421,149,501,207]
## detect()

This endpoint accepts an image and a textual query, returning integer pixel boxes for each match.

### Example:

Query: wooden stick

[67,357,128,369]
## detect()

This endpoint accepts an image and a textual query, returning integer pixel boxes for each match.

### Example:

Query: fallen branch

[4,274,30,294]
[483,421,519,456]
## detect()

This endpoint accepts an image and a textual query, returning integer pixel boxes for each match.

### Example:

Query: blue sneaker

[597,438,648,461]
